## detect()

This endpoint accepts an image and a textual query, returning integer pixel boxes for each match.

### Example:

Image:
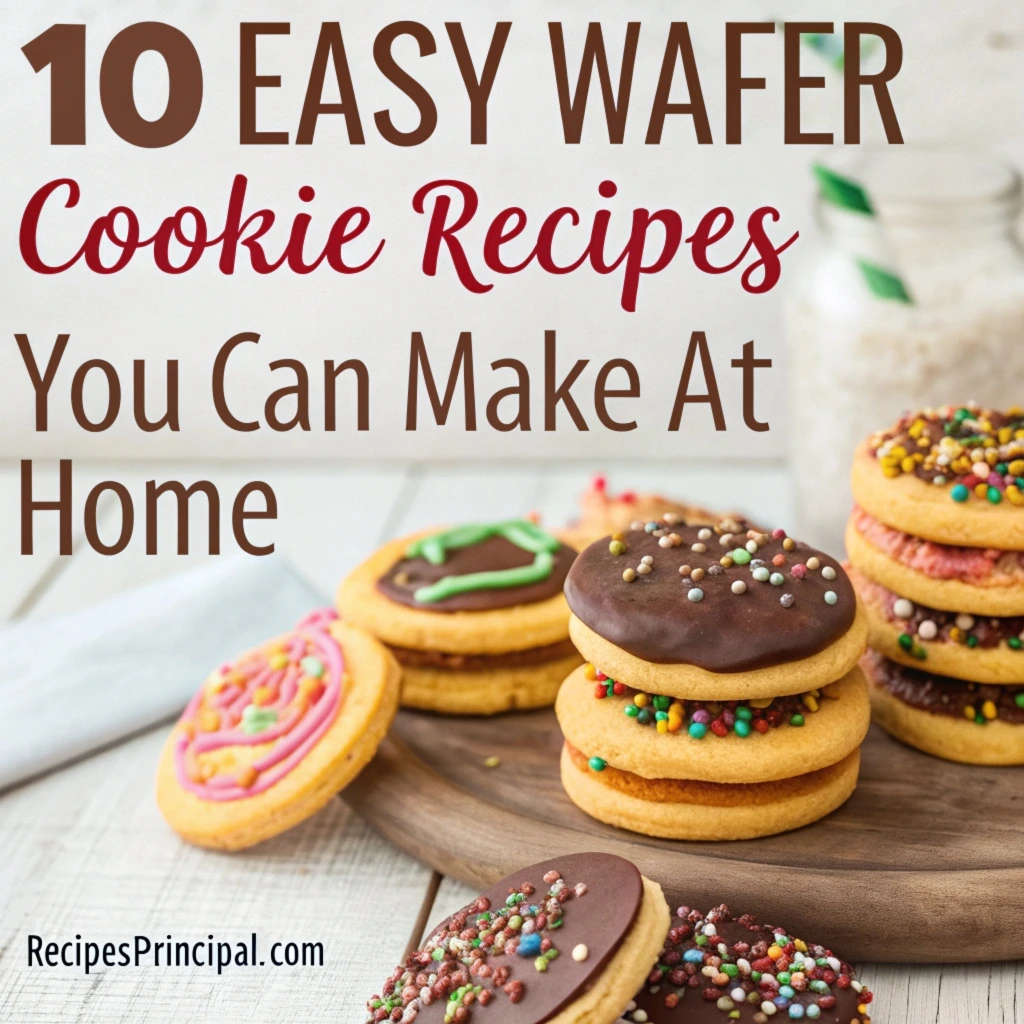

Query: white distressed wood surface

[0,459,1018,1023]
[0,730,435,1023]
[0,462,82,622]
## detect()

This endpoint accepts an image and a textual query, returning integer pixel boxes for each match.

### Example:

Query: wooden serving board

[344,709,1024,963]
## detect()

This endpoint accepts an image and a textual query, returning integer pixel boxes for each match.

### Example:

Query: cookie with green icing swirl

[378,520,576,613]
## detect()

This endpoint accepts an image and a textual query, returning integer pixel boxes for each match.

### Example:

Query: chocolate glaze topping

[378,535,576,613]
[624,905,867,1024]
[864,651,1024,723]
[367,853,642,1024]
[564,523,855,671]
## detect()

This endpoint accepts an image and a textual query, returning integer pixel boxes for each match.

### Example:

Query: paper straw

[774,21,880,71]
[812,163,913,304]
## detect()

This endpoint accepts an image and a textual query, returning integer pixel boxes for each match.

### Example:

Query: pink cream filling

[851,506,1024,586]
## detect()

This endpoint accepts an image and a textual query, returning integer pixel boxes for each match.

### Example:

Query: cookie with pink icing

[156,609,399,850]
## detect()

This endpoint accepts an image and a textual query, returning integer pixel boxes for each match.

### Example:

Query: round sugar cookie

[846,509,1024,617]
[563,473,725,550]
[568,610,867,702]
[862,651,1024,766]
[399,651,583,714]
[849,564,1024,685]
[560,744,860,841]
[556,664,869,784]
[851,405,1024,550]
[338,523,577,655]
[621,904,872,1024]
[564,517,865,699]
[156,610,400,851]
[364,852,669,1024]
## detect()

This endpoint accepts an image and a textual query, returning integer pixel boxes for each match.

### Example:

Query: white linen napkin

[0,555,324,791]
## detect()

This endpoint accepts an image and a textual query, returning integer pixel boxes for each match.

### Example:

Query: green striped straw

[776,21,907,301]
[799,31,846,69]
[773,20,880,71]
[800,31,878,71]
[813,163,913,304]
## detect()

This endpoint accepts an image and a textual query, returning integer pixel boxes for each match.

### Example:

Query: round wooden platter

[344,709,1024,963]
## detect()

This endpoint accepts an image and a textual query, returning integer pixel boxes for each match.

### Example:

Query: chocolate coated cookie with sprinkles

[555,515,868,840]
[618,904,872,1024]
[564,516,867,701]
[365,852,669,1024]
[851,404,1024,550]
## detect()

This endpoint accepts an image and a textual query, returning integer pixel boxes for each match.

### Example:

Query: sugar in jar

[786,146,1024,552]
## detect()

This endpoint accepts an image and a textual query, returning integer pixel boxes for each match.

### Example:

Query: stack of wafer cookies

[339,520,582,715]
[555,514,870,840]
[848,405,1024,765]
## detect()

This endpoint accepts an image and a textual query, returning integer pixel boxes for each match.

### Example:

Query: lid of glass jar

[819,144,1020,224]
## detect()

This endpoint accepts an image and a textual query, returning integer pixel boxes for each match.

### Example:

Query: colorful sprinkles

[851,569,1024,660]
[584,664,837,740]
[620,904,872,1024]
[611,517,843,609]
[869,404,1024,506]
[173,609,343,801]
[365,867,590,1022]
[965,692,1024,725]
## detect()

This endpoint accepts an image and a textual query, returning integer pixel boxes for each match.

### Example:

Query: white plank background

[0,459,1019,1023]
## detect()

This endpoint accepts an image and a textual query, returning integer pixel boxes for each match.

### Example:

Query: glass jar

[785,145,1024,554]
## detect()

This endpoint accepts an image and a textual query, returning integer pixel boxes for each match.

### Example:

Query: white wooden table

[0,459,1019,1023]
